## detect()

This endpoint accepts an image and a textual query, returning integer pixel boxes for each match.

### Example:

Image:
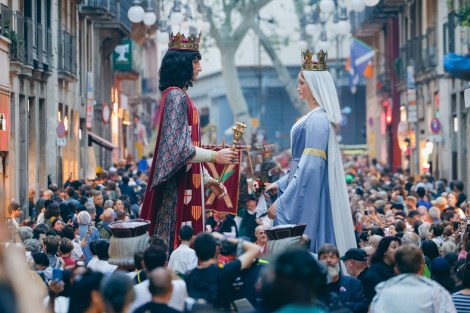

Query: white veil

[303,70,357,256]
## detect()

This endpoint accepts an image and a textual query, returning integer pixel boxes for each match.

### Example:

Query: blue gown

[274,107,336,252]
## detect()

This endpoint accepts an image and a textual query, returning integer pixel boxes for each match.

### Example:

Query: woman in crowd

[367,236,401,299]
[453,261,470,312]
[76,211,100,265]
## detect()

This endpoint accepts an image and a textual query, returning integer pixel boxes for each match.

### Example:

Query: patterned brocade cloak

[140,87,204,249]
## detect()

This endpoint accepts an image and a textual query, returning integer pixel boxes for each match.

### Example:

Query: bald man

[255,225,268,255]
[134,268,179,313]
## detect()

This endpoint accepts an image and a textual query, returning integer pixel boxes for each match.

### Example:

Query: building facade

[354,0,470,193]
[0,0,152,212]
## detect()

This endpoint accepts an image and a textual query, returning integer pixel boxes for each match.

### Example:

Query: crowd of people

[1,151,470,313]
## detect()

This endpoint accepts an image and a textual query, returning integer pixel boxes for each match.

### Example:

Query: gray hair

[77,211,92,225]
[104,200,114,209]
[418,222,431,240]
[428,207,440,219]
[402,232,420,246]
[85,201,96,216]
[441,241,457,255]
[103,208,115,221]
[18,226,33,242]
[23,238,41,254]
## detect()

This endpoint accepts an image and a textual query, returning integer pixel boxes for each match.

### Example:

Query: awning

[88,131,118,151]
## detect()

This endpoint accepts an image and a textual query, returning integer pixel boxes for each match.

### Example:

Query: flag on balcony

[346,38,375,94]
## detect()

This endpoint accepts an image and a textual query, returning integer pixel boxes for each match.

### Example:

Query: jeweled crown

[168,32,201,52]
[301,49,328,71]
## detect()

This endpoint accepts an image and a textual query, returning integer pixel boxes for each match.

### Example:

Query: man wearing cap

[318,244,369,313]
[239,194,261,242]
[342,248,374,303]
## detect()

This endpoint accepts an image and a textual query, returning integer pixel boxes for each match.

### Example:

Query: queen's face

[297,72,314,103]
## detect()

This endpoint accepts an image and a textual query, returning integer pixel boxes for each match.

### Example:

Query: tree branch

[251,21,308,115]
[232,0,271,47]
[197,0,224,46]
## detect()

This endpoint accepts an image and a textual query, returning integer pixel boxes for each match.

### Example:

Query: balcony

[79,0,117,18]
[396,27,437,83]
[58,30,77,81]
[79,0,131,35]
[351,0,406,38]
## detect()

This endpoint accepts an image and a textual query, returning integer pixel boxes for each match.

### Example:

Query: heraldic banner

[202,145,243,215]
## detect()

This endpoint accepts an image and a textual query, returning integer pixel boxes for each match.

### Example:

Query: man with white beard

[318,244,369,313]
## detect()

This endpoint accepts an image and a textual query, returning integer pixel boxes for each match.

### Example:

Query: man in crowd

[91,190,104,223]
[86,240,117,275]
[134,268,180,313]
[185,232,260,311]
[318,244,368,312]
[239,194,260,242]
[7,201,22,230]
[254,225,268,256]
[168,225,198,276]
[371,245,456,312]
[96,208,114,240]
[130,239,187,312]
[341,248,375,303]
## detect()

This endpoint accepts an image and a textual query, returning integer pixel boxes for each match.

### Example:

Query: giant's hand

[209,181,228,199]
[268,201,277,219]
[265,183,279,196]
[215,148,239,165]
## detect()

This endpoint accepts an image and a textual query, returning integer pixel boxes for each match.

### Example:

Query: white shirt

[71,241,83,261]
[87,257,117,275]
[371,274,456,313]
[129,278,187,312]
[168,243,198,275]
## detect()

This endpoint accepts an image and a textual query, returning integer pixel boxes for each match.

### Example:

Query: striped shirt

[452,292,470,313]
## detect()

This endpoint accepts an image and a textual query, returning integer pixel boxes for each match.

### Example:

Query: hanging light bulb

[319,0,335,14]
[351,0,366,12]
[336,5,351,35]
[171,11,184,25]
[363,0,380,7]
[305,24,318,36]
[143,0,157,26]
[317,29,329,51]
[128,0,145,23]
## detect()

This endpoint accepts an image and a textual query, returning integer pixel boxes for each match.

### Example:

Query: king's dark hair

[159,50,201,92]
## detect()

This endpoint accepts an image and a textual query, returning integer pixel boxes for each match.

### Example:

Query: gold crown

[168,32,201,51]
[301,49,328,71]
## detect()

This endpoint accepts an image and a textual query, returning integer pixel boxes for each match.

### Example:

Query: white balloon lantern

[363,0,380,7]
[305,24,318,36]
[298,40,308,50]
[337,20,351,35]
[319,0,335,14]
[351,0,366,12]
[171,11,184,25]
[128,1,145,23]
[143,12,157,26]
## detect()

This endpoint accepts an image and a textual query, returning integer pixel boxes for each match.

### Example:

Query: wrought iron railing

[80,0,117,17]
[24,17,33,66]
[46,27,52,67]
[59,30,76,74]
[397,27,437,83]
[36,23,43,67]
[0,4,12,38]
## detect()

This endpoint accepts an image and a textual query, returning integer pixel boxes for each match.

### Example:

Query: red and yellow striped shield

[192,173,201,189]
[192,205,202,221]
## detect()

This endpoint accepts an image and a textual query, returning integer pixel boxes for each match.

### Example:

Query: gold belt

[303,148,327,160]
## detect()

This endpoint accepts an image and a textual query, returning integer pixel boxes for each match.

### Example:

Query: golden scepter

[218,122,247,182]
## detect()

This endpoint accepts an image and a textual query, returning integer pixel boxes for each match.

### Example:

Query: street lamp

[336,5,351,36]
[351,0,366,12]
[319,0,335,14]
[143,0,157,26]
[128,0,145,23]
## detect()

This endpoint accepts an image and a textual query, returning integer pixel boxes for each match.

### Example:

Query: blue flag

[347,38,375,94]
